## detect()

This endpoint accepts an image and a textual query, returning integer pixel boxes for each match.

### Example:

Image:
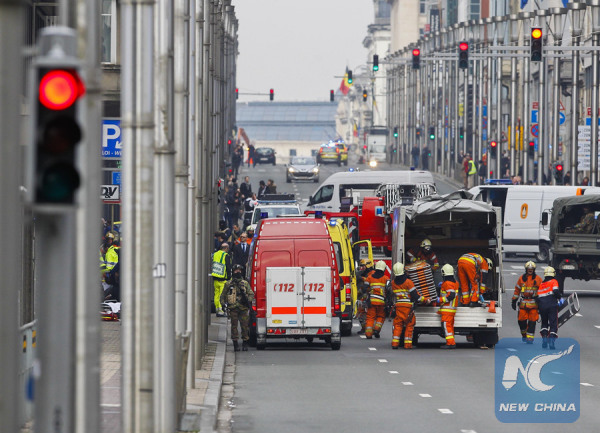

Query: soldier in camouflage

[567,206,595,234]
[221,264,255,351]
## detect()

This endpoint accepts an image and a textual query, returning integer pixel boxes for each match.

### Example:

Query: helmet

[486,258,493,269]
[105,232,115,240]
[420,239,432,251]
[392,262,405,276]
[441,264,454,277]
[544,266,556,277]
[375,260,386,271]
[525,261,536,270]
[246,224,256,232]
[232,264,244,273]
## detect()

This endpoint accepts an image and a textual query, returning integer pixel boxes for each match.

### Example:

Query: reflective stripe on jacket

[538,279,559,298]
[512,274,542,309]
[211,250,228,278]
[458,253,489,289]
[438,280,459,313]
[365,274,389,305]
[105,246,119,272]
[391,278,419,305]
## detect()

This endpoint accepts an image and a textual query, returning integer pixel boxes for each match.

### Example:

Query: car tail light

[345,283,351,299]
[336,148,340,153]
[316,328,331,335]
[319,148,323,153]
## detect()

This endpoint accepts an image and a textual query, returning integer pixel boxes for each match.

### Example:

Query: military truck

[546,195,600,291]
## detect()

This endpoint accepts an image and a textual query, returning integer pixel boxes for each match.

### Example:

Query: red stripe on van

[302,307,327,314]
[271,307,297,315]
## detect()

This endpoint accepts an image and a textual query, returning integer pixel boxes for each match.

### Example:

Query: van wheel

[535,243,550,263]
[344,159,348,166]
[337,158,341,167]
[341,321,352,336]
[331,341,341,350]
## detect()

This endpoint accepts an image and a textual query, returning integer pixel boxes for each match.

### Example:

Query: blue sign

[102,119,122,158]
[112,171,121,185]
[495,338,580,424]
[531,110,538,124]
[531,124,539,138]
[584,118,600,126]
[559,112,566,125]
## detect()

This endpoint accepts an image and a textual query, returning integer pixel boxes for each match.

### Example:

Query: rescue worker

[390,262,424,349]
[537,267,561,350]
[406,239,440,271]
[437,264,459,349]
[457,253,492,307]
[511,261,542,344]
[102,232,120,279]
[221,264,255,351]
[364,260,390,339]
[212,242,232,317]
[355,258,374,334]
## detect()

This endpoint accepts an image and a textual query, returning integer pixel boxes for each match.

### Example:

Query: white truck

[392,194,503,347]
[365,126,388,164]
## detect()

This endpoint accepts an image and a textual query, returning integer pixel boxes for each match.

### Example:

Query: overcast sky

[234,0,374,103]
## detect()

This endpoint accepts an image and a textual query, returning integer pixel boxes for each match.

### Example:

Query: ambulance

[248,218,342,350]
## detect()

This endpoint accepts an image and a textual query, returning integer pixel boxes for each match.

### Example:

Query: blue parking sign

[102,119,122,158]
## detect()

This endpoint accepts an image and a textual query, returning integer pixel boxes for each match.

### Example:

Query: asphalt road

[226,152,600,433]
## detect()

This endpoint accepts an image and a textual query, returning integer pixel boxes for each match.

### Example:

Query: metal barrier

[18,320,37,428]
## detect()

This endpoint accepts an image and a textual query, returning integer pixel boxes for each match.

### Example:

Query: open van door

[352,239,373,264]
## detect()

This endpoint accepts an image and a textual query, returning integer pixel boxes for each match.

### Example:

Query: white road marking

[461,430,477,433]
[368,347,377,351]
[581,382,595,387]
[101,403,121,408]
[509,265,524,270]
[595,325,600,329]
[401,381,413,386]
[510,273,518,276]
[359,335,366,339]
[378,359,388,363]
[419,393,432,398]
[389,371,399,374]
[438,408,453,414]
[575,313,582,317]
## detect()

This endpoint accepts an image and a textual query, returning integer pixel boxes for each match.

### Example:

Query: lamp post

[509,14,520,176]
[440,28,449,176]
[535,8,550,184]
[477,19,486,183]
[587,0,600,185]
[494,15,507,179]
[519,11,534,183]
[568,2,586,184]
[485,17,494,180]
[452,23,460,171]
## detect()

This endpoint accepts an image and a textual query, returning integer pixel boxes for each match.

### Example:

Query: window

[333,242,345,274]
[101,0,117,63]
[420,0,426,14]
[313,185,334,204]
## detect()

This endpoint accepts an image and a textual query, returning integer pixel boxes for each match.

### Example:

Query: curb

[201,320,227,433]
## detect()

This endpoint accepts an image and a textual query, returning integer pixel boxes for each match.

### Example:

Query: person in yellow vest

[364,260,390,339]
[212,242,232,317]
[466,154,477,188]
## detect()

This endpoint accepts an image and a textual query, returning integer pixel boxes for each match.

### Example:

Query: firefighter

[221,264,255,351]
[537,267,561,350]
[437,264,459,349]
[511,261,542,344]
[355,258,374,334]
[212,242,232,317]
[457,253,492,307]
[364,260,390,339]
[390,262,424,349]
[406,238,440,271]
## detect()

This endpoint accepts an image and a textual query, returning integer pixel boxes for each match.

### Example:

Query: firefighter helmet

[441,264,454,277]
[486,258,493,269]
[375,260,386,271]
[420,238,432,251]
[525,261,536,270]
[392,262,405,276]
[360,258,373,268]
[105,232,115,240]
[544,266,556,277]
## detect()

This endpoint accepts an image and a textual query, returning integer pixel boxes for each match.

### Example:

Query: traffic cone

[488,300,496,313]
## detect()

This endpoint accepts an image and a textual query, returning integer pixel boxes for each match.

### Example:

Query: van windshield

[370,144,386,154]
[252,206,300,223]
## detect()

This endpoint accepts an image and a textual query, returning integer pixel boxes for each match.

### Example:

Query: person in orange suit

[437,264,459,349]
[364,260,390,339]
[511,261,542,344]
[406,238,440,271]
[457,253,492,307]
[390,262,424,349]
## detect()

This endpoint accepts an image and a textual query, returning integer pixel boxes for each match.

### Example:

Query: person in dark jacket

[257,180,267,199]
[231,232,250,274]
[537,266,561,349]
[220,264,255,351]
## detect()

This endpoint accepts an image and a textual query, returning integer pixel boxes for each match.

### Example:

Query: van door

[301,267,332,328]
[308,184,335,210]
[503,190,542,254]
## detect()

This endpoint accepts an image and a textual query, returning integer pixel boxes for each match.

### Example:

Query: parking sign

[102,119,122,158]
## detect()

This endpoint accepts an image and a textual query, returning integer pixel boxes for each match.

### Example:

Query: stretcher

[558,292,580,328]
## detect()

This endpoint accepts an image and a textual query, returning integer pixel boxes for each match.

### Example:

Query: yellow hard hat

[441,264,454,277]
[375,260,386,271]
[486,258,493,269]
[360,258,373,268]
[392,262,405,276]
[525,261,536,270]
[420,239,432,249]
[544,266,556,277]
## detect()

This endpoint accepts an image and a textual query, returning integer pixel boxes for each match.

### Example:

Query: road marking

[359,335,366,339]
[401,381,413,386]
[389,371,399,374]
[419,393,432,398]
[369,347,377,351]
[575,313,582,317]
[378,359,388,363]
[101,403,121,408]
[461,430,477,433]
[595,325,600,329]
[581,382,595,387]
[510,273,518,276]
[438,408,453,414]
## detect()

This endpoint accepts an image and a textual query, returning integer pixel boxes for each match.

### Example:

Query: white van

[468,184,600,261]
[306,170,436,212]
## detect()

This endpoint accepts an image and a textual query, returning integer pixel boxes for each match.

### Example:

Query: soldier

[221,264,255,351]
[567,206,595,234]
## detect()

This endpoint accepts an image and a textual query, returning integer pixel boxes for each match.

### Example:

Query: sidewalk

[100,315,230,433]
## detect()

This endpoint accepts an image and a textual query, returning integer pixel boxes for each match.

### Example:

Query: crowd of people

[221,173,277,231]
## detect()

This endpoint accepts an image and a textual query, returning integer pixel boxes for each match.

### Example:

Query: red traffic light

[531,28,542,40]
[556,164,563,172]
[412,48,420,56]
[459,42,469,51]
[490,141,498,148]
[529,141,535,146]
[39,70,85,110]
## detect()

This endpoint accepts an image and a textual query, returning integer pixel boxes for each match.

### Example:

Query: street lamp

[549,8,568,171]
[494,15,507,179]
[568,2,587,184]
[519,11,535,183]
[588,0,600,185]
[535,8,551,184]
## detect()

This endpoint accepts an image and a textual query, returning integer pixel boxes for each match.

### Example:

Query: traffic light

[330,89,334,102]
[29,29,85,205]
[428,126,435,140]
[347,70,353,84]
[553,162,564,184]
[412,48,420,70]
[459,126,464,140]
[489,140,498,158]
[393,126,399,138]
[235,88,239,99]
[458,42,469,69]
[528,141,535,158]
[269,88,274,101]
[531,28,543,62]
[362,90,368,101]
[373,54,379,72]
[416,127,421,138]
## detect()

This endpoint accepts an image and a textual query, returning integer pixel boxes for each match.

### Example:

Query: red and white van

[248,218,342,350]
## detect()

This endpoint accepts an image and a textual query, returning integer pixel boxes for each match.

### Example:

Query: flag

[340,70,352,95]
[353,121,358,137]
[520,0,528,8]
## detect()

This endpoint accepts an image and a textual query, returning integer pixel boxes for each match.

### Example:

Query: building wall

[389,0,420,52]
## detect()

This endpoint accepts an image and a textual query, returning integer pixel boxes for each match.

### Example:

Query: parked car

[255,147,276,165]
[334,142,349,165]
[286,156,320,183]
[316,144,341,166]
